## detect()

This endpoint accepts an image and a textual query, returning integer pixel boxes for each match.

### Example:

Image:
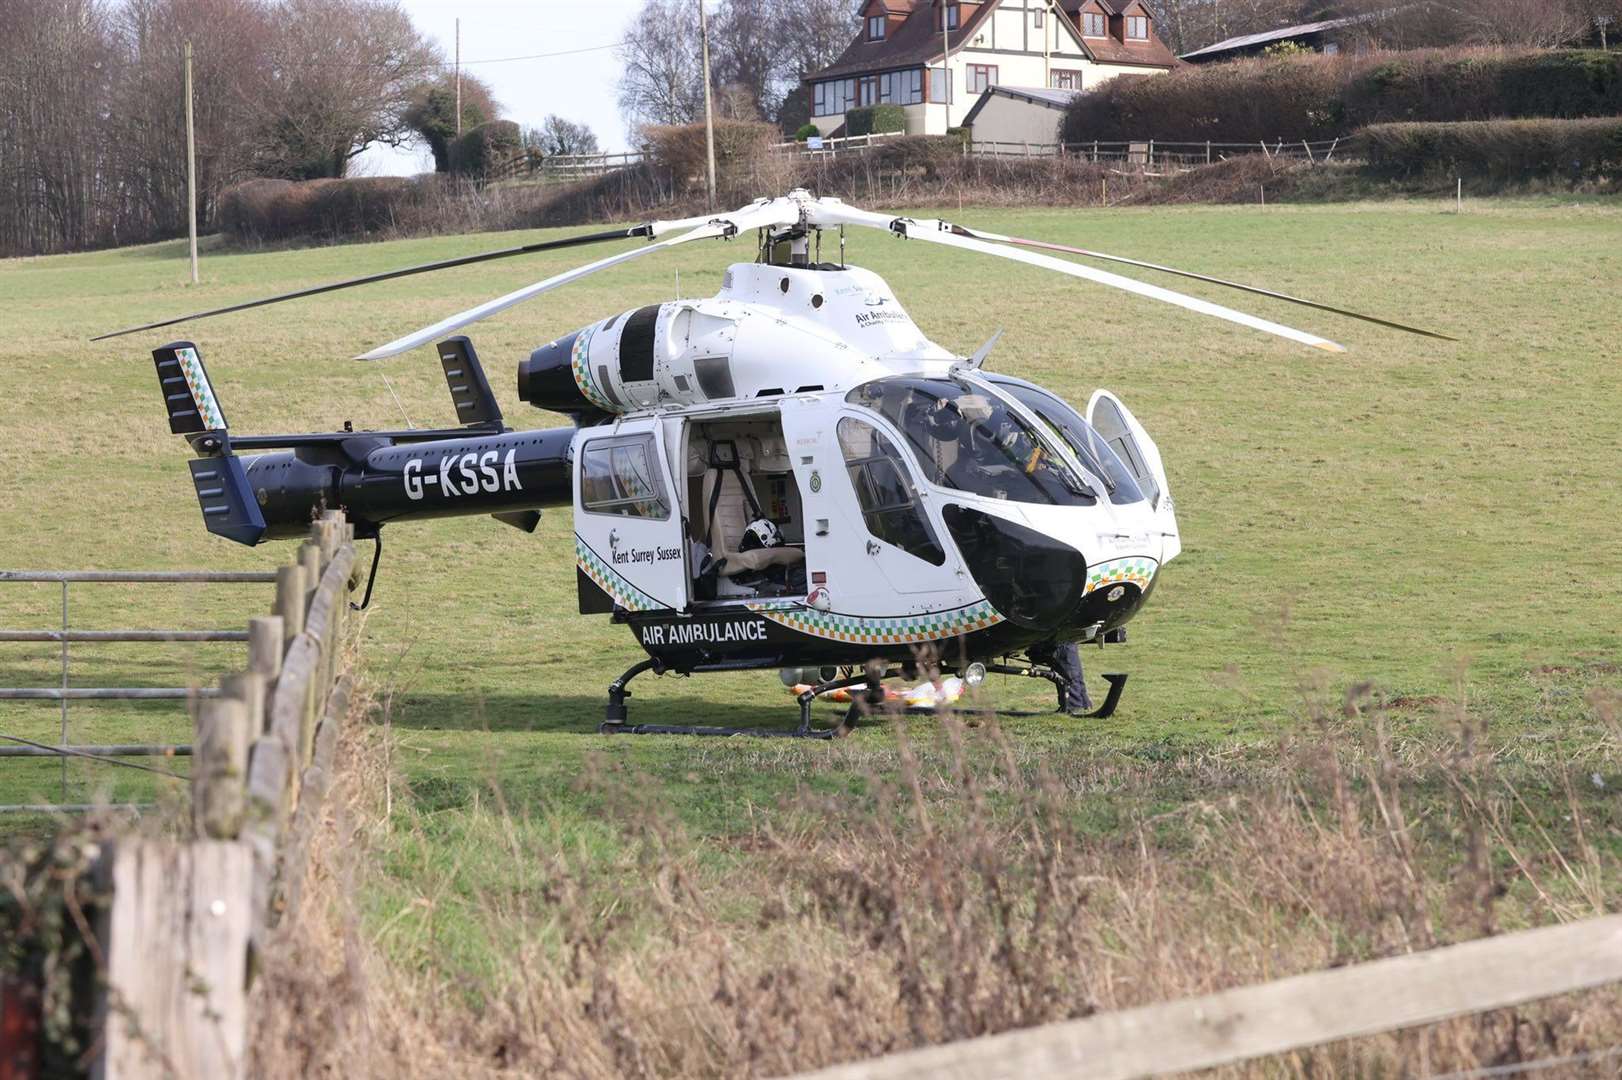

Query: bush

[1359,117,1622,181]
[642,120,778,194]
[795,123,820,142]
[449,119,522,177]
[1063,48,1622,144]
[846,104,907,137]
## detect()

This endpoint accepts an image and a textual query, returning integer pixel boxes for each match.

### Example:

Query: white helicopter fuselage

[550,262,1181,670]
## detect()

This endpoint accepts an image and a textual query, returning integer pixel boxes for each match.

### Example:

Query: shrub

[1359,117,1622,181]
[846,104,907,137]
[1063,48,1622,144]
[449,119,523,177]
[794,123,820,142]
[642,120,778,193]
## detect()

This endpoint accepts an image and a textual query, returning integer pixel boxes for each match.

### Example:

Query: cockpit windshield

[846,376,1097,506]
[983,376,1146,506]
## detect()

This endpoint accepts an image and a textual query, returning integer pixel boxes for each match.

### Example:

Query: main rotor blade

[811,203,1348,353]
[90,224,691,342]
[354,200,797,361]
[948,225,1457,343]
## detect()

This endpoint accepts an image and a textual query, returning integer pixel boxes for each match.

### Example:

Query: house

[961,84,1082,146]
[1179,12,1385,63]
[804,0,1178,138]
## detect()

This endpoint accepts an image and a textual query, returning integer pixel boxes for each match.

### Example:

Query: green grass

[2,196,1620,981]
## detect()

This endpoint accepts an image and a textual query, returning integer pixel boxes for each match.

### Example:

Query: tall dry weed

[250,679,1622,1078]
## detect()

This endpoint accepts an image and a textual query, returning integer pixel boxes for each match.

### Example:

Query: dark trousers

[1028,640,1092,713]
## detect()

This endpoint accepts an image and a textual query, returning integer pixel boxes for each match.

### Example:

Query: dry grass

[249,679,1622,1079]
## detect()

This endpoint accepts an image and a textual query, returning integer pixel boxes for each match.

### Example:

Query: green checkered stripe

[749,600,1004,645]
[1084,557,1158,597]
[176,347,224,430]
[570,325,619,414]
[576,536,662,612]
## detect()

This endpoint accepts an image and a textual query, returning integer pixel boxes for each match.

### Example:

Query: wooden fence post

[98,840,252,1080]
[273,566,304,645]
[192,697,249,840]
[247,616,283,687]
[219,672,265,738]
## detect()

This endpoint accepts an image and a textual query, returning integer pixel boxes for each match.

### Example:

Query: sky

[357,0,651,176]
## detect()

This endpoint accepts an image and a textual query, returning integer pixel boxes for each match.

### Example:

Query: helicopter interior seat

[692,434,803,591]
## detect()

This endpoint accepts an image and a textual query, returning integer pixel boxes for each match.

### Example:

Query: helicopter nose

[941,505,1087,633]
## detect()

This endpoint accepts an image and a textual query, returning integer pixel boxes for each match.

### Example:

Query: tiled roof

[812,3,1001,81]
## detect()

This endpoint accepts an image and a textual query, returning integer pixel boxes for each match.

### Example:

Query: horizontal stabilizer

[188,456,266,546]
[493,510,542,533]
[154,341,227,434]
[438,337,503,427]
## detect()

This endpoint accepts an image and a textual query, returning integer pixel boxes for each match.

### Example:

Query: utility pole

[698,0,718,212]
[184,40,198,286]
[454,18,463,138]
[941,3,951,134]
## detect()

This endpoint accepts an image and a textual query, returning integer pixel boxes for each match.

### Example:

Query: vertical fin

[437,336,503,427]
[153,341,227,433]
[187,456,267,546]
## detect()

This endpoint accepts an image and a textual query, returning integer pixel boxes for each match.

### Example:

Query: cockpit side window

[846,377,1096,507]
[987,379,1146,506]
[837,418,946,566]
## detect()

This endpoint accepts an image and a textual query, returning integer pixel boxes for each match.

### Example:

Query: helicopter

[99,190,1450,738]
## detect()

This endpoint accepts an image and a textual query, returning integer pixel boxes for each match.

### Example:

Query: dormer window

[1081,11,1105,36]
[942,3,960,30]
[1126,14,1149,39]
[867,14,886,40]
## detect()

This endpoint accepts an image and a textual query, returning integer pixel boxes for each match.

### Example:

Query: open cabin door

[574,418,690,614]
[1087,390,1182,563]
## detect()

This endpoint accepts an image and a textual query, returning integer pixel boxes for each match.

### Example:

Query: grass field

[4,196,1621,1073]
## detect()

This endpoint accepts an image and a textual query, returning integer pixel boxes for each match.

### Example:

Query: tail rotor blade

[948,224,1457,343]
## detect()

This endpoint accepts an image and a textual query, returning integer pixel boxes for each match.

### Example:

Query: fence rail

[1,568,276,807]
[2,511,363,1077]
[788,914,1622,1080]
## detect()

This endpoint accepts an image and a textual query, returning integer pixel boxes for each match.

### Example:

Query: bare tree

[249,0,437,179]
[617,0,705,128]
[617,0,857,132]
[530,115,601,156]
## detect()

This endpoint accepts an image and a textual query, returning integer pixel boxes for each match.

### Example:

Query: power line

[430,41,623,68]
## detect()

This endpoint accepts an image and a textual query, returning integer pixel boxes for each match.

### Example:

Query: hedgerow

[1062,48,1622,144]
[1359,117,1622,180]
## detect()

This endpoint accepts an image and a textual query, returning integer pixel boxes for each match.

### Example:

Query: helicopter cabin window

[847,377,1099,507]
[838,419,946,566]
[986,377,1146,506]
[580,435,670,520]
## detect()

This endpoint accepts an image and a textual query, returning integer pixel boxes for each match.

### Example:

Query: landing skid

[596,658,1128,737]
[599,659,889,739]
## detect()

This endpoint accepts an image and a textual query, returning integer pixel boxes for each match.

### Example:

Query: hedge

[450,119,522,176]
[641,120,778,191]
[846,104,907,137]
[1359,118,1622,181]
[1063,48,1622,144]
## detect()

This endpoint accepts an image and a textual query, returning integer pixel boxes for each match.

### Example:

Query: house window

[1051,69,1082,90]
[860,75,878,106]
[867,14,886,41]
[966,64,998,95]
[814,78,859,116]
[1126,15,1148,39]
[1082,11,1106,36]
[928,66,952,103]
[1034,8,1044,27]
[942,3,960,30]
